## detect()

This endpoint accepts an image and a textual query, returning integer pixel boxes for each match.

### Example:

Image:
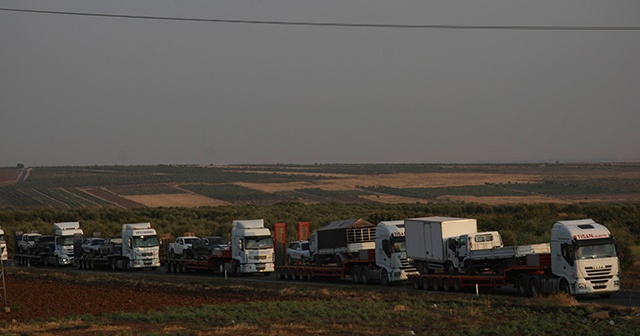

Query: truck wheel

[361,269,371,285]
[432,278,441,291]
[453,278,462,292]
[381,269,390,286]
[276,267,284,279]
[305,269,313,281]
[559,278,571,294]
[351,266,360,284]
[284,268,291,280]
[528,276,540,296]
[442,278,451,292]
[516,275,529,296]
[422,277,431,290]
[112,260,118,271]
[412,276,423,290]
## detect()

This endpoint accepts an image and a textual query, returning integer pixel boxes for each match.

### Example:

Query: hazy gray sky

[2,1,639,166]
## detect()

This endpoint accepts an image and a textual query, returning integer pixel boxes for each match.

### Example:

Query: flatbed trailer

[275,261,364,282]
[162,249,235,274]
[14,253,60,267]
[410,253,554,295]
[76,254,138,271]
[275,257,401,284]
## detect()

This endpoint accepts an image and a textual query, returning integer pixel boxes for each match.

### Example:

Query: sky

[1,1,639,167]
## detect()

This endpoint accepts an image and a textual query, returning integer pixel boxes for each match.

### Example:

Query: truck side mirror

[238,239,244,251]
[128,238,132,249]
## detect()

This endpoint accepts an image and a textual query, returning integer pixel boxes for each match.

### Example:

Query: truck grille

[585,265,614,289]
[142,252,154,257]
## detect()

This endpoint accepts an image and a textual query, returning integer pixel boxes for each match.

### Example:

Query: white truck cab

[54,222,83,266]
[551,219,620,296]
[375,221,417,283]
[231,219,275,274]
[122,223,160,269]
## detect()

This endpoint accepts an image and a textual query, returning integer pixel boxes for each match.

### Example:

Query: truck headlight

[614,280,620,287]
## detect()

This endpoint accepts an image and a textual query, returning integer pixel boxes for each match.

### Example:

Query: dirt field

[5,262,639,322]
[123,193,229,207]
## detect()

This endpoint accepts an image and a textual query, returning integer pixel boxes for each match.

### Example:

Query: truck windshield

[575,243,617,260]
[133,235,160,248]
[245,236,274,249]
[391,237,407,253]
[59,236,75,245]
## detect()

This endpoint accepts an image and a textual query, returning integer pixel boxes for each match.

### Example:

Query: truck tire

[559,278,571,294]
[528,276,541,296]
[380,269,390,286]
[351,266,360,284]
[516,275,529,296]
[276,267,284,279]
[442,278,451,292]
[432,278,441,291]
[422,277,431,290]
[304,269,313,281]
[412,276,423,290]
[453,278,462,292]
[361,268,371,285]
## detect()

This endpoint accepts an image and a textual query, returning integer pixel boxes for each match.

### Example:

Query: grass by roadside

[2,269,639,336]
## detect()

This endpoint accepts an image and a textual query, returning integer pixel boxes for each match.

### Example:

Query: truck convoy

[15,222,83,266]
[163,219,275,275]
[10,216,621,298]
[76,223,160,270]
[276,219,418,285]
[408,218,620,297]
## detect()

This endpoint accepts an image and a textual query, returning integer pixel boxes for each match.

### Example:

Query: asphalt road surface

[7,260,639,307]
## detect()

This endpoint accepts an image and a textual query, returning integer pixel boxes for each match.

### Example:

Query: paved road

[7,261,638,307]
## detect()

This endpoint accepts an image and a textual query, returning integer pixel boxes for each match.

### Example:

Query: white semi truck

[76,222,160,270]
[162,219,275,275]
[277,220,418,285]
[15,222,83,266]
[230,219,275,274]
[410,219,620,297]
[53,222,83,266]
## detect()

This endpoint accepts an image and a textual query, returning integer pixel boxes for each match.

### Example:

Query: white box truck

[406,217,477,274]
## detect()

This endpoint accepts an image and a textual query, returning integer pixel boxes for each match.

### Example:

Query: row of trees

[1,202,638,269]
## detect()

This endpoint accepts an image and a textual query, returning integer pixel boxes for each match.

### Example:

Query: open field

[1,268,639,335]
[1,163,640,208]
